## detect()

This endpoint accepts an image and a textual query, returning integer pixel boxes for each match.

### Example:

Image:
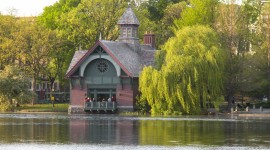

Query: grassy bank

[17,103,69,113]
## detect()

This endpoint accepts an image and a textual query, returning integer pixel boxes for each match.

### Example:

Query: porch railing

[84,101,117,112]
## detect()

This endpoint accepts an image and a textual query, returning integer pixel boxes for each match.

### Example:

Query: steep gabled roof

[66,40,156,78]
[117,6,140,25]
[66,40,132,77]
[66,50,87,76]
[101,40,141,77]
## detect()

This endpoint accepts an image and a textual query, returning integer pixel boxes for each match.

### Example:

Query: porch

[84,101,117,112]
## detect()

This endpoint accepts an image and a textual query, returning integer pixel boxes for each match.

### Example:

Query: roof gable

[65,41,133,77]
[100,40,142,77]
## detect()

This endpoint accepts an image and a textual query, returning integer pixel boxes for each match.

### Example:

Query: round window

[96,60,109,73]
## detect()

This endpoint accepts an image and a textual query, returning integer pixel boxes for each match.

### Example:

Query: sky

[0,0,59,16]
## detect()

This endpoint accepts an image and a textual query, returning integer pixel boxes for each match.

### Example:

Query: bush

[0,95,13,112]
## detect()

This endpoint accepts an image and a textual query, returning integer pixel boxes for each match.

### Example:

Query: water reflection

[0,114,269,148]
[138,118,270,146]
[0,114,69,143]
[69,115,139,145]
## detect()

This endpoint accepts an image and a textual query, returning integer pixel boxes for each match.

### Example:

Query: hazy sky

[0,0,59,16]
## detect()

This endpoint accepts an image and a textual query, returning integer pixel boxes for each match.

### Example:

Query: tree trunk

[49,78,55,91]
[267,13,270,101]
[31,78,36,105]
[227,86,233,110]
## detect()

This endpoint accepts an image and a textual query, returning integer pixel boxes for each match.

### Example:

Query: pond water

[0,113,269,150]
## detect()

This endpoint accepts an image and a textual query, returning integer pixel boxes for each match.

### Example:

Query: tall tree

[38,0,81,30]
[38,0,81,90]
[214,0,262,107]
[45,36,74,91]
[139,25,226,115]
[9,20,57,104]
[173,0,219,30]
[65,0,128,48]
[147,0,183,21]
[0,15,18,69]
[136,0,186,48]
[157,1,187,47]
[39,0,128,49]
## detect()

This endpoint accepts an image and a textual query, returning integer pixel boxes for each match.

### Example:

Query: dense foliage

[0,66,34,111]
[139,25,226,115]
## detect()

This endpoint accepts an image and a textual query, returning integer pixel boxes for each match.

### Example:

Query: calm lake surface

[0,113,269,150]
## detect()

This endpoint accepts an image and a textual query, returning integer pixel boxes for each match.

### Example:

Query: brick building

[66,6,156,113]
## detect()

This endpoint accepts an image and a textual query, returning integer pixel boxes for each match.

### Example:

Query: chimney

[143,31,155,48]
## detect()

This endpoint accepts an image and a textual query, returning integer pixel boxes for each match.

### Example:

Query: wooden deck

[84,102,117,112]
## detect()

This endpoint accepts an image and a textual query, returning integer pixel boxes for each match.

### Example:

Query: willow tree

[139,25,226,115]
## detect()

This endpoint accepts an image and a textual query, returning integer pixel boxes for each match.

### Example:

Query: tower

[117,6,140,51]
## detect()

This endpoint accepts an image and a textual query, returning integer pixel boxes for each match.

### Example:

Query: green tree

[157,1,187,48]
[72,0,127,47]
[38,0,81,30]
[9,20,57,104]
[0,66,34,111]
[259,2,270,99]
[38,0,81,90]
[238,49,268,97]
[133,3,157,43]
[174,0,219,30]
[39,0,128,49]
[146,0,184,21]
[45,36,74,91]
[136,0,186,49]
[0,15,18,69]
[214,0,262,107]
[139,25,226,115]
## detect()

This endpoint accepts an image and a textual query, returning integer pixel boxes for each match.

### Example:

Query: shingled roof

[117,6,140,25]
[66,50,87,76]
[66,40,156,78]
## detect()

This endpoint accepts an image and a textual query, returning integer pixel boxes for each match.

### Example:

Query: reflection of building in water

[69,118,138,144]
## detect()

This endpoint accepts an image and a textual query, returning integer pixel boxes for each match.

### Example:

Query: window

[127,28,132,37]
[122,28,127,37]
[134,29,137,38]
[96,60,109,73]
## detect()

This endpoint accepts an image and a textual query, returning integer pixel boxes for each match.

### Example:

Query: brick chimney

[143,31,155,48]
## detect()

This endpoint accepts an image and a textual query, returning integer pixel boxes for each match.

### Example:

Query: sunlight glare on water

[0,113,257,122]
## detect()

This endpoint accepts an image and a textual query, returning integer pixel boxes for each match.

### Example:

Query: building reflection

[69,116,139,144]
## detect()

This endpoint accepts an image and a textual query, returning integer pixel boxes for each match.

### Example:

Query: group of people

[84,95,116,103]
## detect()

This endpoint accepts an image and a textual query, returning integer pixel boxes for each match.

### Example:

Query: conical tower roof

[117,6,140,25]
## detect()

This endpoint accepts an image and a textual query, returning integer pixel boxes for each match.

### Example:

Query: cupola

[117,6,140,47]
